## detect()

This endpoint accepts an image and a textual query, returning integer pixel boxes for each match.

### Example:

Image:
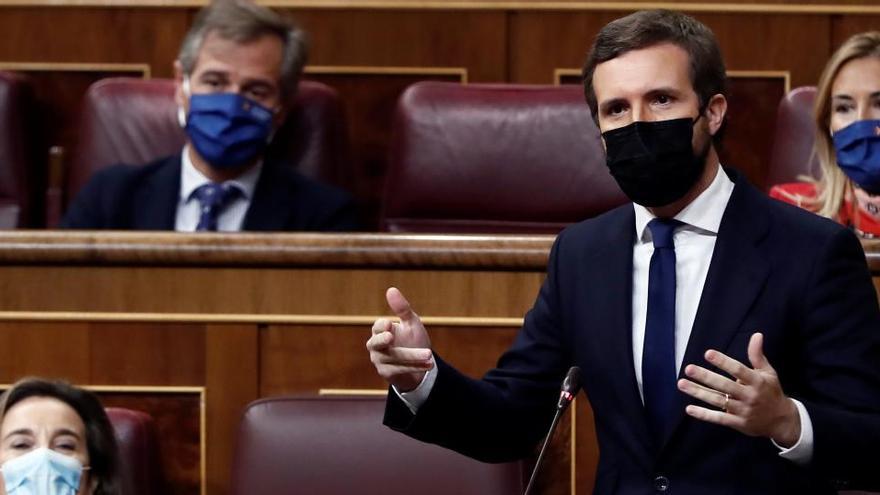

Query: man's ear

[705,93,727,136]
[273,106,288,130]
[173,60,186,108]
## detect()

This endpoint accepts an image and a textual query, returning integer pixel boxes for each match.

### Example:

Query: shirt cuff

[773,398,814,465]
[392,357,438,415]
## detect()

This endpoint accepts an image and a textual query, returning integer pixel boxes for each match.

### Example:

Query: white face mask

[1,448,85,495]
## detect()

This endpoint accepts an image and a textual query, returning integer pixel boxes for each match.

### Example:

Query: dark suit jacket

[60,154,360,231]
[385,170,880,495]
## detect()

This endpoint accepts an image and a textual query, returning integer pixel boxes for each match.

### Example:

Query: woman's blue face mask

[177,77,277,170]
[0,448,86,495]
[833,119,880,194]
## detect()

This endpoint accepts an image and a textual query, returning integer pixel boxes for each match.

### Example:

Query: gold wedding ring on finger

[723,393,730,412]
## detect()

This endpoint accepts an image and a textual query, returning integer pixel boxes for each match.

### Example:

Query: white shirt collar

[634,164,735,242]
[179,146,263,203]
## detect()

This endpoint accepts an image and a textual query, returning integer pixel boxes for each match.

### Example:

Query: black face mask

[602,116,709,207]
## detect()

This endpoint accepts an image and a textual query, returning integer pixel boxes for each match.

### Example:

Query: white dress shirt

[174,146,262,232]
[399,165,813,464]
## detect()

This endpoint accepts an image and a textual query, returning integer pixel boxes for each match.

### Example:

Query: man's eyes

[606,104,627,116]
[199,78,227,92]
[245,88,271,100]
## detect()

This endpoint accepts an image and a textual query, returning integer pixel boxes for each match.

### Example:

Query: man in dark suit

[366,10,880,494]
[62,0,358,232]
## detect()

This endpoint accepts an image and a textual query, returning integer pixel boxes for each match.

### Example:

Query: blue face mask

[833,119,880,194]
[179,78,276,170]
[0,448,85,495]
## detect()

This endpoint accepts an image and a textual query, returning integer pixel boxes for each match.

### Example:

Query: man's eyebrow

[645,87,684,97]
[197,70,229,79]
[598,97,628,113]
[831,94,854,101]
[240,79,275,89]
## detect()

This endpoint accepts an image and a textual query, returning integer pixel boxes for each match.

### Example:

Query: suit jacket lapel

[132,155,180,230]
[588,206,655,460]
[243,161,293,231]
[659,174,771,449]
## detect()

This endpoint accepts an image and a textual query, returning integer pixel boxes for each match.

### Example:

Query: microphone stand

[523,367,581,495]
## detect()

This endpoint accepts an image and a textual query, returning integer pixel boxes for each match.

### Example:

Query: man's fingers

[677,378,729,410]
[371,318,392,335]
[378,364,433,377]
[386,287,418,323]
[374,347,433,365]
[704,349,755,385]
[747,332,772,371]
[366,331,394,351]
[685,405,742,429]
[683,364,746,397]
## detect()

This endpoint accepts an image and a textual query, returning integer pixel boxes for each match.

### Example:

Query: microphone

[524,366,582,495]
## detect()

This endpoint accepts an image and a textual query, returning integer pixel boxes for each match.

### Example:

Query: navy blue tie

[643,218,681,444]
[193,183,241,231]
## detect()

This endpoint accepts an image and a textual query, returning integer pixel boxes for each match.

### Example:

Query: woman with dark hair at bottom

[0,378,120,495]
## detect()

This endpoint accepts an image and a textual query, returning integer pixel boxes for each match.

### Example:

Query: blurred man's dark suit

[61,154,359,231]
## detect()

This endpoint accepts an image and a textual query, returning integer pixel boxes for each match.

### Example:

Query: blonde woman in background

[770,31,880,237]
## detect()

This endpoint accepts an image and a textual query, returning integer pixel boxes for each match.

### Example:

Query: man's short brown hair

[178,0,308,104]
[582,10,727,123]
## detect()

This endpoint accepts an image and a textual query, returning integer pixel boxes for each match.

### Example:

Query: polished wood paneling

[511,13,828,85]
[509,11,621,85]
[0,231,553,267]
[0,322,92,381]
[0,7,189,72]
[831,15,880,50]
[703,13,829,88]
[0,265,544,316]
[100,390,203,495]
[720,74,788,189]
[261,324,518,395]
[4,0,880,10]
[204,324,258,494]
[292,10,506,82]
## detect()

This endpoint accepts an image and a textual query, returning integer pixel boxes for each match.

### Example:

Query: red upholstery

[69,78,182,199]
[61,77,350,223]
[381,82,627,233]
[767,86,820,186]
[0,71,38,228]
[230,396,524,495]
[105,407,165,495]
